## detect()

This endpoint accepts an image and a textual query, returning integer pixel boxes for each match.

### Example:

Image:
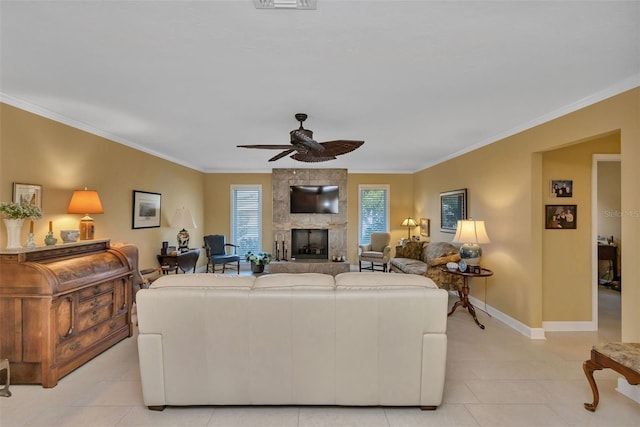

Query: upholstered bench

[583,342,640,411]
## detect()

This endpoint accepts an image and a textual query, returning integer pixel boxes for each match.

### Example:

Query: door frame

[591,153,621,330]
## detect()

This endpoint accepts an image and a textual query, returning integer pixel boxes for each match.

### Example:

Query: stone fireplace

[272,169,348,261]
[291,228,328,260]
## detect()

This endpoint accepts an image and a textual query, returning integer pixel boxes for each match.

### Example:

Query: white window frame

[230,185,262,260]
[358,184,390,246]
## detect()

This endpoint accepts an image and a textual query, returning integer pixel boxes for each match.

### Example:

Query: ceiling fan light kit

[253,0,317,10]
[237,113,364,163]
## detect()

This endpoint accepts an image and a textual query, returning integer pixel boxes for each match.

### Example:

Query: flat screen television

[290,185,339,214]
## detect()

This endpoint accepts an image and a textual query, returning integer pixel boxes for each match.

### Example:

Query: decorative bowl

[60,229,80,243]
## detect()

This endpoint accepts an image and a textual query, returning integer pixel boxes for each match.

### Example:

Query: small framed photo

[545,204,577,229]
[440,189,467,233]
[13,183,42,209]
[420,218,430,237]
[132,190,161,229]
[550,180,573,198]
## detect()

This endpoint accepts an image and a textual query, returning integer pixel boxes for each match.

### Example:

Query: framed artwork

[550,180,573,197]
[420,218,430,237]
[545,204,577,229]
[13,183,42,209]
[132,190,161,229]
[440,189,467,233]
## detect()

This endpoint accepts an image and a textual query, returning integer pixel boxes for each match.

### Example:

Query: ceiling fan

[237,113,364,163]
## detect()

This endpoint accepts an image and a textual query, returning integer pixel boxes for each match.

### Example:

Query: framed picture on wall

[420,218,430,237]
[550,180,573,197]
[440,189,467,233]
[132,190,161,229]
[13,183,42,209]
[545,204,577,229]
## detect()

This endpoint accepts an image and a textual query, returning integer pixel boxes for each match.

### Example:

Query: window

[231,185,262,258]
[359,184,390,245]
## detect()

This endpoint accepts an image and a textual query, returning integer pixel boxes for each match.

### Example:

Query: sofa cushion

[390,258,427,275]
[428,253,461,267]
[425,242,459,264]
[394,241,424,260]
[150,273,255,289]
[254,273,335,289]
[335,271,437,289]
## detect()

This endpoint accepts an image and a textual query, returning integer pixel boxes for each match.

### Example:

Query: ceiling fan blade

[290,153,337,163]
[268,149,295,162]
[237,144,295,150]
[318,140,365,156]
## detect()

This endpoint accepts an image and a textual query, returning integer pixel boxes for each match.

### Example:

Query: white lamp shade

[401,217,417,227]
[172,207,197,230]
[452,220,490,244]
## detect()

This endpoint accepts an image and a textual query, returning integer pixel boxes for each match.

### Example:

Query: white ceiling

[1,1,639,173]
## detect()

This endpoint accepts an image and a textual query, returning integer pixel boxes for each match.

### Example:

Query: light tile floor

[1,287,638,427]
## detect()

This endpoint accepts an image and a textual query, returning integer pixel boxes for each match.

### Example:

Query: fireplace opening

[291,229,329,260]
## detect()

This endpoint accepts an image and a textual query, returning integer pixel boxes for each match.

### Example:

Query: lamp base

[459,243,482,266]
[177,229,190,252]
[79,216,95,240]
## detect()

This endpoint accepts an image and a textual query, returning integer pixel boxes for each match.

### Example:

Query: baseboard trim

[542,320,597,332]
[617,378,640,404]
[463,293,546,340]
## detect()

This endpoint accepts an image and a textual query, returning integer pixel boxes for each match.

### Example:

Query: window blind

[359,186,389,245]
[231,186,262,256]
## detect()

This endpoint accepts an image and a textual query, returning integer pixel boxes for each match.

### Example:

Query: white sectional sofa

[136,272,449,411]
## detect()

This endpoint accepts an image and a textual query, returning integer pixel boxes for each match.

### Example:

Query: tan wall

[541,134,620,321]
[0,103,205,270]
[347,174,414,263]
[204,172,414,264]
[203,173,273,255]
[414,88,639,340]
[597,160,622,244]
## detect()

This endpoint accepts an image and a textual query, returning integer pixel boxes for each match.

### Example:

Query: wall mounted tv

[290,185,339,214]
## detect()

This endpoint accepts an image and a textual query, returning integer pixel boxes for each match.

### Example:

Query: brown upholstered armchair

[358,232,392,272]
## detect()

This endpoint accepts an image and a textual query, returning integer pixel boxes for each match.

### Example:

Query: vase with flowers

[245,251,272,273]
[0,202,43,249]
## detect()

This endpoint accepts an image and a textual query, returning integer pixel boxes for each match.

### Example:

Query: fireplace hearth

[291,229,328,260]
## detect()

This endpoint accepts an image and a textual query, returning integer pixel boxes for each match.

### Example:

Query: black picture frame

[440,189,467,233]
[545,204,577,229]
[550,180,573,198]
[132,190,161,229]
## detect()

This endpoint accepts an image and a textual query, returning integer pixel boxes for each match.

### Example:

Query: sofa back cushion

[395,241,425,260]
[150,273,255,289]
[254,273,336,289]
[335,271,438,289]
[424,242,461,265]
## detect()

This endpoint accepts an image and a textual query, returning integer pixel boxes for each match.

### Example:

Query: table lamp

[401,217,417,239]
[172,207,196,252]
[67,188,104,240]
[452,219,490,266]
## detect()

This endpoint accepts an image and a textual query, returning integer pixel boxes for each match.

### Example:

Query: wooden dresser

[0,240,138,387]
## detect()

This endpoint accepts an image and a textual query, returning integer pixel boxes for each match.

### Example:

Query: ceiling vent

[253,0,317,10]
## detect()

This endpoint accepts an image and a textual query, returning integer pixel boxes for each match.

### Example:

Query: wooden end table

[441,267,493,329]
[157,248,200,274]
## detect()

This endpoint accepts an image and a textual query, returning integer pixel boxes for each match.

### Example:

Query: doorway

[592,154,621,337]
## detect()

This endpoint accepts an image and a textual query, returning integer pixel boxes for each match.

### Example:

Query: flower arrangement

[0,202,43,220]
[245,251,273,266]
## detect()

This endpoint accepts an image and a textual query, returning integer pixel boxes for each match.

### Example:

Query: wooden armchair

[203,235,240,274]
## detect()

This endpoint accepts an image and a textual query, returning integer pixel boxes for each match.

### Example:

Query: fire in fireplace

[291,229,329,260]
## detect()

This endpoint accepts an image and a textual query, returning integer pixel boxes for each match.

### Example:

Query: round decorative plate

[458,260,467,272]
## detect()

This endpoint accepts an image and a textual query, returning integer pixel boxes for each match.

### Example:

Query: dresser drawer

[78,292,113,314]
[78,281,114,300]
[56,314,128,362]
[77,304,113,332]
